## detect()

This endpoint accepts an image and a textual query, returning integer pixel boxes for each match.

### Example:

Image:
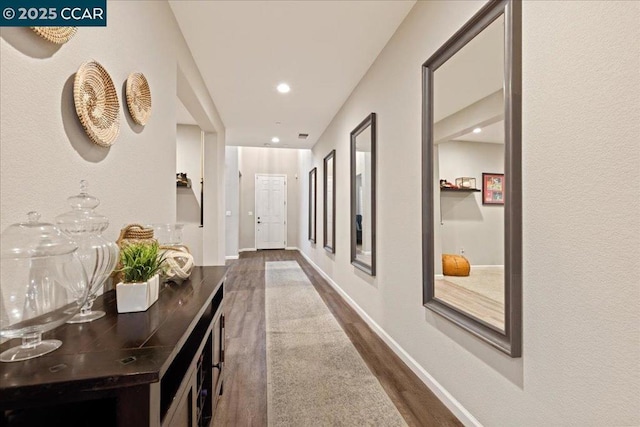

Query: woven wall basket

[73,60,120,147]
[31,27,77,44]
[125,72,152,126]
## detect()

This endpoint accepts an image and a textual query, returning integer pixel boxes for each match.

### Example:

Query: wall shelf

[440,187,480,192]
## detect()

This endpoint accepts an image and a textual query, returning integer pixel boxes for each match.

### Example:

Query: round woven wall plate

[73,60,120,147]
[126,72,152,126]
[31,27,77,44]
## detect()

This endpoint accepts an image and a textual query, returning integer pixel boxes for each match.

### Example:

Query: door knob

[257,221,261,224]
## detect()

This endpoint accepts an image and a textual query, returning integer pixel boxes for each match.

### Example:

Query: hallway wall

[176,124,202,225]
[299,1,639,425]
[237,147,301,251]
[0,1,225,252]
[225,146,240,258]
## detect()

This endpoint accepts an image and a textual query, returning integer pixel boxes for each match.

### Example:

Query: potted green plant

[116,242,166,313]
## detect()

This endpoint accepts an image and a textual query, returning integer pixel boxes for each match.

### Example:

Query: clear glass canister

[55,180,119,323]
[149,223,184,247]
[148,223,194,284]
[0,211,89,362]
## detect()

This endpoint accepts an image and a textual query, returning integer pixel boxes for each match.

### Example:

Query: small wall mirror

[422,0,521,356]
[323,150,336,253]
[309,167,317,243]
[351,113,376,276]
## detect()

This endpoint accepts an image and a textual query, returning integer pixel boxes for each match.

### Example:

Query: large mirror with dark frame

[351,113,376,276]
[309,167,317,243]
[323,150,336,253]
[422,0,521,356]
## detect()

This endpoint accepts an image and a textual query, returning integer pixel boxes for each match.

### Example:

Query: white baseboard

[239,247,299,253]
[297,250,481,427]
[225,255,239,260]
[471,265,504,269]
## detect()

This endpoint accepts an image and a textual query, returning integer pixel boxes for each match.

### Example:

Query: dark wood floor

[213,250,462,427]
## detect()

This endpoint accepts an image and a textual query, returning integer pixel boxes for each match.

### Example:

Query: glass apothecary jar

[0,212,89,362]
[149,223,184,247]
[148,224,194,284]
[56,180,119,323]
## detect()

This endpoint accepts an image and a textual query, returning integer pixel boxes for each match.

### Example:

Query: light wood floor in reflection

[355,248,372,265]
[435,279,505,330]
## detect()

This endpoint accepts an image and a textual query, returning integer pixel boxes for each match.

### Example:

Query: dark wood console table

[0,266,227,427]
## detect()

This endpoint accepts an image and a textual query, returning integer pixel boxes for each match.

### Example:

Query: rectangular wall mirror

[422,0,521,356]
[309,167,317,243]
[351,113,376,276]
[323,150,336,253]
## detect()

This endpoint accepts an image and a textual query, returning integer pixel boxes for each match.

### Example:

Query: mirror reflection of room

[355,126,372,266]
[324,152,335,252]
[432,15,506,331]
[326,161,333,245]
[309,168,317,243]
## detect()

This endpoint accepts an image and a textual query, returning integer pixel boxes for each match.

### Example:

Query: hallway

[213,250,461,427]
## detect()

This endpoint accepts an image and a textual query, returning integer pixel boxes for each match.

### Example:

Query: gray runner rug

[266,261,407,426]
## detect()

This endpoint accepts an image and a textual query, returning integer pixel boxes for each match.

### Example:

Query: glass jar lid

[55,180,110,235]
[1,211,78,258]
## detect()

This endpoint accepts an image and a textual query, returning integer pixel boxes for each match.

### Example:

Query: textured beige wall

[300,0,640,425]
[225,146,240,257]
[238,147,301,250]
[0,1,224,260]
[176,124,202,225]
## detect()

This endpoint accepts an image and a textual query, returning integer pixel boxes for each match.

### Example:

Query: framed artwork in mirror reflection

[482,173,505,205]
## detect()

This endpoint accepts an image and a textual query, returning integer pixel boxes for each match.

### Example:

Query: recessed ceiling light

[473,127,482,134]
[271,137,280,143]
[276,83,290,93]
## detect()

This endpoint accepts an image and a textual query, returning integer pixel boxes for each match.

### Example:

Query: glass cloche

[56,180,119,323]
[0,211,89,362]
[149,223,184,247]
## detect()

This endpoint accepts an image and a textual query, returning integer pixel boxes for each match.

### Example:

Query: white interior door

[255,175,287,249]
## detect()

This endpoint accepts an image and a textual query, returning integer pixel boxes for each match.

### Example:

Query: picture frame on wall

[482,173,505,205]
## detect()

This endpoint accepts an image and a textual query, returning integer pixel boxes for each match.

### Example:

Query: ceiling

[169,0,415,149]
[453,120,504,144]
[434,14,504,123]
[176,97,197,126]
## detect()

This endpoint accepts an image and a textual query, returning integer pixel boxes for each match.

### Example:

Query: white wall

[225,146,240,258]
[238,147,301,251]
[0,1,225,259]
[300,1,640,425]
[176,124,202,224]
[438,141,504,266]
[202,131,226,265]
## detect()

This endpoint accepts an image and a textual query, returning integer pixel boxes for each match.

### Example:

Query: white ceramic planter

[116,274,160,313]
